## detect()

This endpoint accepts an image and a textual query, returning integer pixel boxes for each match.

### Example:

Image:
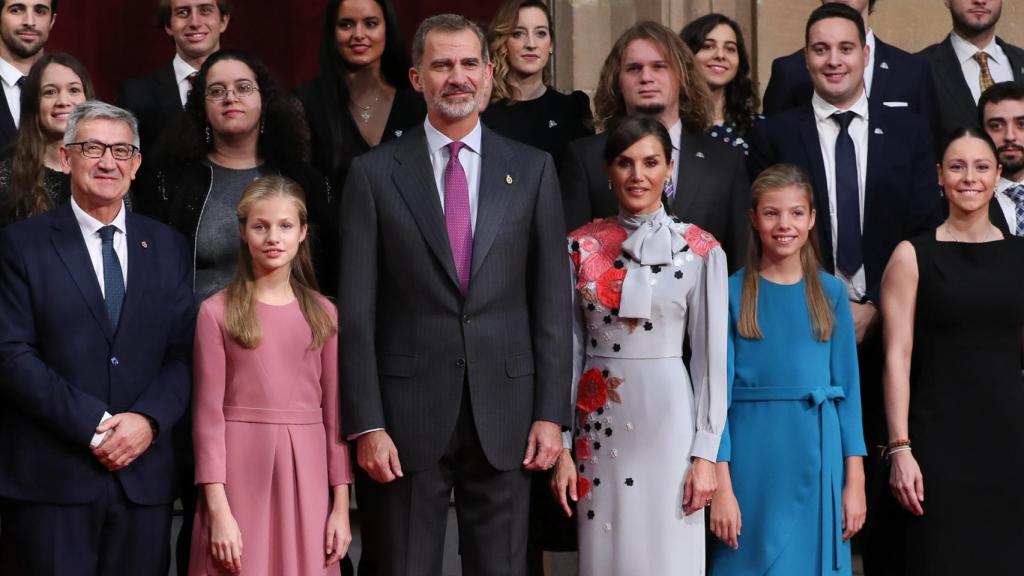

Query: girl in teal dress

[710,164,867,575]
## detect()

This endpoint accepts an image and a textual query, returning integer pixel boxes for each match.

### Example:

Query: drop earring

[204,124,211,145]
[259,118,265,135]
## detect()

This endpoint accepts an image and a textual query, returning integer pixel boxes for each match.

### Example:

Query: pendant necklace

[353,89,381,123]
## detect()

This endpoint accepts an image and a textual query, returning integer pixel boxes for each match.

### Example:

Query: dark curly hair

[157,49,310,170]
[680,13,759,135]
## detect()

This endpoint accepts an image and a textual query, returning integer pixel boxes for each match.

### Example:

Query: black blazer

[560,129,750,269]
[0,82,17,152]
[0,205,194,505]
[339,124,572,472]
[763,36,938,130]
[117,62,186,158]
[919,34,1024,140]
[748,104,943,303]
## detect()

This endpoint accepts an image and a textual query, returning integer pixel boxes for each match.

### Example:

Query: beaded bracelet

[886,445,912,459]
[887,439,912,449]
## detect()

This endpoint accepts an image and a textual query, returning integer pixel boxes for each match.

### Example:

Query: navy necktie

[833,111,862,278]
[1006,184,1024,237]
[99,225,124,328]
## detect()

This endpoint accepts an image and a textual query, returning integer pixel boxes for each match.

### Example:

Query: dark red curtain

[46,1,502,102]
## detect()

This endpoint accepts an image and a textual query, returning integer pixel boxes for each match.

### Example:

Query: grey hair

[411,13,489,69]
[64,100,141,149]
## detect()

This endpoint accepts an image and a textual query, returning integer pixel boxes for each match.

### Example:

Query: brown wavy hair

[487,0,551,102]
[738,164,834,342]
[593,21,713,133]
[225,176,336,349]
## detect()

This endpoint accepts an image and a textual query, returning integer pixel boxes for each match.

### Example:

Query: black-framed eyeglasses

[66,140,139,161]
[205,82,260,101]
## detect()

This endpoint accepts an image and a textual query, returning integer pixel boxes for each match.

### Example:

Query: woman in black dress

[483,0,593,169]
[293,0,424,194]
[680,14,760,155]
[881,126,1024,575]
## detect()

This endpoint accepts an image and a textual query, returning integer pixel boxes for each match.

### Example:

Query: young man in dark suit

[748,5,942,575]
[763,0,936,129]
[920,0,1024,141]
[117,0,231,161]
[0,101,194,576]
[560,21,749,268]
[0,0,56,150]
[339,14,571,576]
[980,81,1024,236]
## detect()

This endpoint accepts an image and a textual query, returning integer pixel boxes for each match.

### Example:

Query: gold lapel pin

[141,241,149,249]
[506,174,513,185]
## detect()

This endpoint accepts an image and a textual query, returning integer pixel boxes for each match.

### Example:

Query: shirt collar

[423,116,483,156]
[950,31,1002,65]
[172,53,199,85]
[866,29,876,52]
[0,56,23,88]
[71,195,127,238]
[812,89,870,124]
[997,176,1024,193]
[667,119,682,152]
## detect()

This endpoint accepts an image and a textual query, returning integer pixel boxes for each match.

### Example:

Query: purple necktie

[445,141,472,293]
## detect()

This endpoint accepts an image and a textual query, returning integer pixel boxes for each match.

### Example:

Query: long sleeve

[321,313,353,486]
[192,301,228,485]
[686,245,729,462]
[831,281,868,457]
[717,304,738,463]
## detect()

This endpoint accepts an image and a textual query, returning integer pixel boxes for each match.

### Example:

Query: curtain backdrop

[47,1,502,102]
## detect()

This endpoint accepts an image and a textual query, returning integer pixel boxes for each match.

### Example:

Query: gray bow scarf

[617,206,687,319]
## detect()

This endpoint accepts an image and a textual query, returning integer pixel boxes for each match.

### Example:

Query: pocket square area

[883,101,909,108]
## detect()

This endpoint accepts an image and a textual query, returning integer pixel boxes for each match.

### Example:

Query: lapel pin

[141,240,149,248]
[548,120,558,128]
[880,61,890,70]
[695,151,705,159]
[506,174,513,185]
[394,130,403,138]
[874,128,884,135]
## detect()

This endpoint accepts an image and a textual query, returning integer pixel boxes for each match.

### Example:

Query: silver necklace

[352,89,381,123]
[944,221,994,243]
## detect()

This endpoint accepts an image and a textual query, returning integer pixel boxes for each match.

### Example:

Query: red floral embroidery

[577,368,608,413]
[595,267,625,309]
[684,224,720,257]
[576,437,591,461]
[569,220,627,283]
[577,475,592,499]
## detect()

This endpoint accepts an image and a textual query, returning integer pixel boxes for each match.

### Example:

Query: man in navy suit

[762,0,936,130]
[920,0,1024,141]
[117,0,231,168]
[749,5,941,575]
[0,101,194,576]
[0,0,57,150]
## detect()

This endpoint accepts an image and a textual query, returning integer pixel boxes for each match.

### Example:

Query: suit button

[110,357,119,366]
[455,358,466,367]
[462,314,471,324]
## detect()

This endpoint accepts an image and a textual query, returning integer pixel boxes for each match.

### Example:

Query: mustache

[440,84,475,97]
[998,144,1024,154]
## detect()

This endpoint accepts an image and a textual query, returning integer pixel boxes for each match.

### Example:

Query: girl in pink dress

[189,176,352,575]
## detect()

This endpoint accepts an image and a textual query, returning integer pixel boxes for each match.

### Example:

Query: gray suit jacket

[339,124,572,472]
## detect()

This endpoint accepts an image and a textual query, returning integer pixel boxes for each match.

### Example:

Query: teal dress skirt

[712,270,867,575]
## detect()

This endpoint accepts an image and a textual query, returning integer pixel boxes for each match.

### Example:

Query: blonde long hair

[487,0,552,102]
[224,176,337,349]
[738,164,834,342]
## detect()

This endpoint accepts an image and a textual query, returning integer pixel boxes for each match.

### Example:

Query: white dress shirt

[950,32,1014,103]
[424,117,482,231]
[0,56,24,127]
[996,176,1023,235]
[667,119,682,189]
[172,53,199,108]
[71,196,128,296]
[812,90,870,301]
[865,30,876,97]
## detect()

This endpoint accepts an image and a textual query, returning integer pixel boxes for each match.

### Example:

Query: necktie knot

[973,51,989,66]
[447,140,465,158]
[99,225,117,243]
[15,75,26,88]
[186,71,198,87]
[832,111,856,132]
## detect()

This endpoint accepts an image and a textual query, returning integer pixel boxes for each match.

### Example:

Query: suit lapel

[672,130,708,219]
[50,205,113,341]
[157,62,184,113]
[871,40,891,100]
[997,38,1024,81]
[990,198,1012,236]
[934,36,977,115]
[797,107,834,264]
[392,127,462,291]
[864,115,885,227]
[0,85,16,144]
[470,128,515,278]
[116,214,153,340]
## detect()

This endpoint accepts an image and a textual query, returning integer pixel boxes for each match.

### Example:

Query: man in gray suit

[339,14,571,576]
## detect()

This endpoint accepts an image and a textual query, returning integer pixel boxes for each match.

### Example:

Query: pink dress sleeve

[321,303,353,486]
[192,297,228,485]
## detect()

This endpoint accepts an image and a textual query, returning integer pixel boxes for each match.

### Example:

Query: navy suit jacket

[763,37,938,133]
[918,34,1024,141]
[0,82,16,152]
[748,104,943,303]
[0,204,194,506]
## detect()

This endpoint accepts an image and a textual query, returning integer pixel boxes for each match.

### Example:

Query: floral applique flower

[569,221,627,285]
[683,224,720,257]
[578,476,592,499]
[577,368,608,413]
[576,437,592,461]
[595,267,626,309]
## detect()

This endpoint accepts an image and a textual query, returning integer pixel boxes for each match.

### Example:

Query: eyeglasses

[66,140,139,161]
[205,82,260,101]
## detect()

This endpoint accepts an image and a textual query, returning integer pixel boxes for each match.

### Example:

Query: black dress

[482,87,593,170]
[906,234,1024,575]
